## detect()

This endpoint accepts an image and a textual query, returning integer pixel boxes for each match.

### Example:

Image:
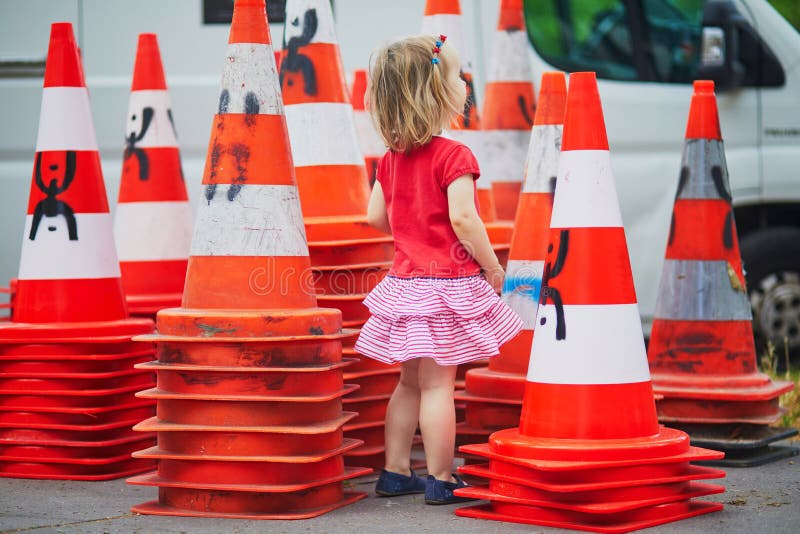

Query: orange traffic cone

[421,0,512,396]
[114,33,192,319]
[127,0,369,518]
[456,72,565,447]
[280,0,370,218]
[648,80,797,466]
[481,0,536,221]
[420,0,499,224]
[455,73,726,533]
[0,22,156,481]
[350,69,385,187]
[280,0,400,471]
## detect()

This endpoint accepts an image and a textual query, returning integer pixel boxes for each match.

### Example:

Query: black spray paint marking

[539,229,569,340]
[30,151,78,241]
[281,9,319,97]
[517,94,534,127]
[124,107,154,181]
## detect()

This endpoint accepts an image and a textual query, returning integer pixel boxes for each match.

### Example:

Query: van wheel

[739,227,800,360]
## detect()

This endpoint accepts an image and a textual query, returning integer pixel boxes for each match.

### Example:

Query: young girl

[354,35,524,505]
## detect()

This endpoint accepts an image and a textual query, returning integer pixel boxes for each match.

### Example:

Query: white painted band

[353,111,386,156]
[480,129,530,185]
[219,43,284,115]
[114,201,193,261]
[35,87,98,152]
[502,259,544,330]
[285,102,364,166]
[527,303,651,384]
[550,150,624,228]
[190,184,309,257]
[487,30,533,82]
[522,124,562,194]
[19,213,121,280]
[284,0,340,45]
[125,90,178,148]
[421,14,473,72]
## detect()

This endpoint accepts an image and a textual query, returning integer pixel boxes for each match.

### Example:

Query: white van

[0,0,796,352]
[521,0,800,352]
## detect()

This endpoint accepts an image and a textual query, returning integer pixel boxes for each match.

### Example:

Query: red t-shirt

[376,136,482,278]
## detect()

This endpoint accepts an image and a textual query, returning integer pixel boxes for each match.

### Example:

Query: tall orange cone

[481,0,536,221]
[280,0,401,471]
[114,33,192,319]
[280,0,370,218]
[350,69,385,186]
[0,22,156,481]
[455,73,725,533]
[456,72,564,447]
[421,0,512,395]
[127,0,369,518]
[421,0,501,227]
[648,80,797,466]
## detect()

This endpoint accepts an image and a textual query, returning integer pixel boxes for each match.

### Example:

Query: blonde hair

[368,35,463,153]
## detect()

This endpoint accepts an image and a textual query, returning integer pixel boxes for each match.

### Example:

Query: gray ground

[1,443,798,534]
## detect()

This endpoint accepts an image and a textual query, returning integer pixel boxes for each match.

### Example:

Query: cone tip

[424,0,462,16]
[561,72,608,150]
[43,22,85,88]
[685,79,721,140]
[351,69,368,111]
[498,0,524,30]
[533,72,566,126]
[131,32,166,91]
[229,0,270,44]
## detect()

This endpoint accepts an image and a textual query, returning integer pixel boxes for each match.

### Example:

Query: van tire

[739,226,800,359]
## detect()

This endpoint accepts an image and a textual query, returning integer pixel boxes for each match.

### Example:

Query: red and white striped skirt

[355,275,524,366]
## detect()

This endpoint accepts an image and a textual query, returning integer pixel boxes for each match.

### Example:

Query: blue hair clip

[431,34,447,65]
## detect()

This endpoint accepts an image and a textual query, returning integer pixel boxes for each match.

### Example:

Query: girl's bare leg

[383,358,421,474]
[417,358,458,481]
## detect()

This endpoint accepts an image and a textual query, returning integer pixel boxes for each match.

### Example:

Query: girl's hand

[483,264,505,294]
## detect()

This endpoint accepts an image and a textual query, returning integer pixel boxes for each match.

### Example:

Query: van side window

[524,0,703,84]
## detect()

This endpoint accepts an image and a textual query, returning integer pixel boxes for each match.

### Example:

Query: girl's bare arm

[366,181,392,234]
[447,175,504,290]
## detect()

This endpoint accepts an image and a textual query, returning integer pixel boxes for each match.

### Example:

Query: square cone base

[455,499,723,534]
[131,491,367,520]
[675,423,799,467]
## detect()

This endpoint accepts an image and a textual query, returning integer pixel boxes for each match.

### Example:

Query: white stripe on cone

[284,0,339,45]
[285,103,364,167]
[191,184,308,257]
[19,213,121,280]
[114,201,193,261]
[421,14,473,73]
[220,43,283,115]
[486,29,533,82]
[528,303,650,384]
[550,150,623,228]
[502,259,544,330]
[522,124,562,194]
[353,112,385,156]
[36,88,98,151]
[126,90,178,148]
[481,129,530,186]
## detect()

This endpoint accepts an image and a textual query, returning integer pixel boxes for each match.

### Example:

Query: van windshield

[523,0,704,83]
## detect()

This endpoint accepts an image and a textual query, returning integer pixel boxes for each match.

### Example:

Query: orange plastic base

[455,499,723,534]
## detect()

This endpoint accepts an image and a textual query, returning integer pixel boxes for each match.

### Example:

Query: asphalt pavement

[1,441,798,534]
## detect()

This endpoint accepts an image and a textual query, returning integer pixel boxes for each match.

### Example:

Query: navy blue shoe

[424,474,474,505]
[375,469,426,497]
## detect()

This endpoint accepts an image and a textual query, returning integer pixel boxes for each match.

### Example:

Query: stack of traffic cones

[280,0,401,471]
[420,0,512,394]
[480,0,536,221]
[648,80,797,466]
[0,280,14,321]
[455,72,565,449]
[0,23,156,481]
[455,73,726,532]
[350,69,385,186]
[114,33,193,319]
[127,0,369,518]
